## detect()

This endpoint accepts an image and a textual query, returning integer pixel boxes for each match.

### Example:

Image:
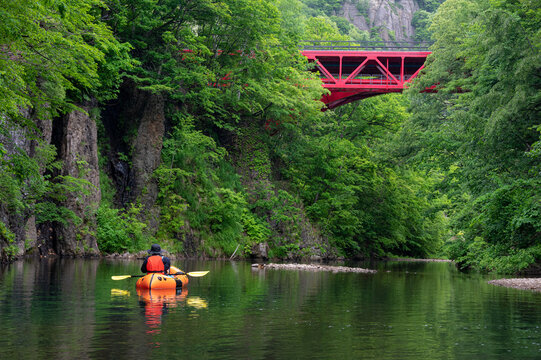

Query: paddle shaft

[111,271,208,281]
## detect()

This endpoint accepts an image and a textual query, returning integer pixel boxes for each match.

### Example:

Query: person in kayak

[141,244,171,274]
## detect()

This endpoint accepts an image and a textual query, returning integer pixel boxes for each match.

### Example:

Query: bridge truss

[301,41,431,109]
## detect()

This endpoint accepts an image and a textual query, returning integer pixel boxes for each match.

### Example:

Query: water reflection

[137,288,187,335]
[134,287,208,347]
[1,259,540,359]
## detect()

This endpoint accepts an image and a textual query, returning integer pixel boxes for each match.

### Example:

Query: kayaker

[141,244,171,275]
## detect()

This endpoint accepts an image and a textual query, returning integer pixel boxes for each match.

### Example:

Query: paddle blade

[186,271,209,277]
[111,275,132,280]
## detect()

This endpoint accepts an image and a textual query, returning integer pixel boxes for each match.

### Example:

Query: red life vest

[146,255,165,273]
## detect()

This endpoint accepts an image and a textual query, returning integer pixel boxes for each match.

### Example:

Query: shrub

[96,204,151,254]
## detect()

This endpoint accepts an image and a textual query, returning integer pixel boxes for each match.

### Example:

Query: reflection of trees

[1,258,100,358]
[158,261,541,358]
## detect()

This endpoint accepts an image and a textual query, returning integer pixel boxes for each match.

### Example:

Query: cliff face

[0,80,167,262]
[340,0,419,41]
[100,80,165,232]
[41,107,101,256]
[0,110,52,261]
[0,105,101,260]
[129,90,165,232]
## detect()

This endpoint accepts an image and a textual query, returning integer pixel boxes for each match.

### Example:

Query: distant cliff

[340,0,420,41]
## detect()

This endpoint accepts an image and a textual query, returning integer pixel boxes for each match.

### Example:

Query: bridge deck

[302,40,432,51]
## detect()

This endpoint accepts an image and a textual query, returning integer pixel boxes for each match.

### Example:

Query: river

[0,258,539,359]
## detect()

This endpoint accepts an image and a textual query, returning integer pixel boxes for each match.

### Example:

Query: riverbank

[488,278,541,292]
[389,258,453,262]
[253,263,377,273]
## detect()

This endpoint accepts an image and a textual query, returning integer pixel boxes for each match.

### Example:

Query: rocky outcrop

[100,80,165,232]
[38,106,101,256]
[0,110,52,261]
[0,104,102,259]
[130,91,165,231]
[340,0,419,41]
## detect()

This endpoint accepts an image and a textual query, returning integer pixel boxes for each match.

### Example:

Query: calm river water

[0,258,539,359]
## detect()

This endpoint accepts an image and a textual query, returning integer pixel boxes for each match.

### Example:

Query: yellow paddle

[111,271,209,281]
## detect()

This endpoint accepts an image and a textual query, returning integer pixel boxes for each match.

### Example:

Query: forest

[0,0,539,274]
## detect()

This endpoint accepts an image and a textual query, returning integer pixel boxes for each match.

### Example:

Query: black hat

[148,244,162,255]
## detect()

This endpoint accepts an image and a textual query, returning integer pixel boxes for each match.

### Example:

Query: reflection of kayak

[136,287,188,302]
[137,287,207,310]
[137,287,188,335]
[135,266,189,290]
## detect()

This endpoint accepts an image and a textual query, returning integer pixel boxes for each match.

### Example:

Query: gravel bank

[254,263,377,274]
[389,258,453,262]
[488,278,541,292]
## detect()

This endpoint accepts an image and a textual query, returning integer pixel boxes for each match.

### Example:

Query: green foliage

[330,16,355,35]
[273,94,445,258]
[304,16,350,41]
[204,188,246,255]
[416,0,445,13]
[241,210,271,250]
[412,10,433,42]
[96,203,150,254]
[2,244,19,261]
[0,136,93,230]
[0,0,131,124]
[252,189,304,246]
[276,0,309,42]
[444,179,541,273]
[103,0,325,257]
[445,237,541,274]
[0,221,15,244]
[271,242,302,258]
[301,0,344,16]
[356,0,370,14]
[103,0,325,136]
[348,28,371,42]
[402,0,541,273]
[0,0,130,258]
[35,201,81,226]
[155,119,249,256]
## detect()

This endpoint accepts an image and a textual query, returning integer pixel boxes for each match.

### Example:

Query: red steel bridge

[301,40,432,109]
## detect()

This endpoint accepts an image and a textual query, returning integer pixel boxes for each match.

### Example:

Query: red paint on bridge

[301,49,431,109]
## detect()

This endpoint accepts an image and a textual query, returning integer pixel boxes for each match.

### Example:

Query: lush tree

[411,10,433,42]
[303,16,349,41]
[301,0,343,16]
[273,95,445,258]
[404,0,541,272]
[0,0,130,124]
[95,0,327,256]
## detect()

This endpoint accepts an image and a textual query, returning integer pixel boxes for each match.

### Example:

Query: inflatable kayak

[136,266,189,290]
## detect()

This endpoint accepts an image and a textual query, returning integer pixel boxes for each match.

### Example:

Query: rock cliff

[0,110,52,260]
[38,106,101,256]
[0,105,101,259]
[100,80,165,232]
[340,0,420,41]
